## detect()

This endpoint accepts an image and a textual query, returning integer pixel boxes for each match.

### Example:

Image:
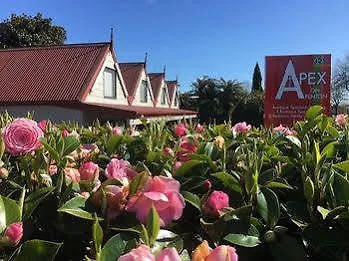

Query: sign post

[264,54,331,127]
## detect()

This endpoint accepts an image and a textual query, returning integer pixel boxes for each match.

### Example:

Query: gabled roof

[149,73,169,104]
[166,80,178,105]
[0,42,123,104]
[119,62,145,104]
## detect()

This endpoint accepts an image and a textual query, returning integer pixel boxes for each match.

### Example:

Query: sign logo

[264,54,331,127]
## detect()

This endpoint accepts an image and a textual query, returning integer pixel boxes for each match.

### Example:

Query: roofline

[0,42,111,52]
[119,62,145,65]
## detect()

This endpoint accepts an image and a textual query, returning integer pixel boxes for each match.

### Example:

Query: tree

[251,62,263,93]
[0,13,66,48]
[331,56,349,115]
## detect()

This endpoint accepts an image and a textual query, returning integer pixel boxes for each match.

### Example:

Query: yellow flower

[192,240,211,261]
[214,136,225,149]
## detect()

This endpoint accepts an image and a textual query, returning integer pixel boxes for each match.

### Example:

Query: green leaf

[146,206,160,246]
[63,136,80,155]
[265,181,292,190]
[256,186,280,228]
[181,191,201,210]
[305,105,323,120]
[269,234,307,261]
[303,177,314,204]
[106,135,123,155]
[129,171,149,196]
[93,214,104,256]
[321,141,337,158]
[333,160,349,173]
[286,136,301,148]
[14,240,62,261]
[224,233,261,247]
[100,234,128,261]
[174,160,205,177]
[303,223,349,247]
[58,196,100,221]
[39,137,60,161]
[0,196,21,233]
[23,187,55,220]
[331,173,349,206]
[211,172,242,194]
[314,142,321,164]
[317,206,330,220]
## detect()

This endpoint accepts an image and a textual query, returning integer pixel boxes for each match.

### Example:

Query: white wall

[132,70,154,107]
[0,105,84,124]
[156,80,170,108]
[85,51,128,105]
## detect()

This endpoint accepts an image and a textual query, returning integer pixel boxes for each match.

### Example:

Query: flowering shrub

[1,105,349,260]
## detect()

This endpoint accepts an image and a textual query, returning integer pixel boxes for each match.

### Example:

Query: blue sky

[1,0,349,92]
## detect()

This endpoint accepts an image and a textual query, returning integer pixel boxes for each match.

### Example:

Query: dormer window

[174,91,179,106]
[140,80,148,103]
[161,87,166,104]
[104,68,116,98]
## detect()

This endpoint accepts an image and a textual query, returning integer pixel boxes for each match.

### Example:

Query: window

[161,87,166,104]
[140,80,148,103]
[104,68,116,98]
[174,91,179,106]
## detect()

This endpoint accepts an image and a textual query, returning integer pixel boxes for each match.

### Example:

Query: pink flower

[196,123,204,133]
[104,159,137,183]
[336,114,348,127]
[192,241,238,261]
[156,247,181,261]
[204,191,229,217]
[118,244,155,261]
[174,161,182,169]
[105,185,128,219]
[4,222,23,245]
[177,137,197,162]
[49,165,58,176]
[206,245,238,261]
[118,245,181,261]
[174,123,187,137]
[163,147,174,157]
[37,120,48,131]
[127,176,185,227]
[203,180,212,191]
[2,118,44,155]
[79,161,99,181]
[64,168,80,184]
[0,167,9,179]
[62,129,69,137]
[273,125,296,136]
[232,122,251,136]
[113,126,123,135]
[130,128,140,137]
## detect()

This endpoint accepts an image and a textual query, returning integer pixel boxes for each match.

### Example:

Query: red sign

[264,54,331,127]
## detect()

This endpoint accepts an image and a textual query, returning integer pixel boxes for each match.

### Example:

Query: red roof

[166,80,177,105]
[149,73,165,104]
[0,43,111,104]
[119,62,145,104]
[84,102,196,117]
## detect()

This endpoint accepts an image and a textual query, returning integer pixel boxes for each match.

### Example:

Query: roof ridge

[0,42,111,52]
[120,62,145,65]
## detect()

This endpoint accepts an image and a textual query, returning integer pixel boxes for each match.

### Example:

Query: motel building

[0,41,196,126]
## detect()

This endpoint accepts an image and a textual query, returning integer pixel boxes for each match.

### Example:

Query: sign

[264,54,331,127]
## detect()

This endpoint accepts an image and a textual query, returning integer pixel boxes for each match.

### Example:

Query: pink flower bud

[64,168,80,184]
[4,222,23,245]
[204,190,229,217]
[119,244,154,261]
[113,126,123,135]
[203,179,212,191]
[0,167,9,179]
[79,161,99,182]
[336,114,348,127]
[174,123,187,137]
[174,161,182,169]
[232,122,251,136]
[49,165,57,176]
[156,247,181,261]
[163,147,174,157]
[37,120,48,131]
[196,123,204,133]
[62,129,69,137]
[206,245,238,261]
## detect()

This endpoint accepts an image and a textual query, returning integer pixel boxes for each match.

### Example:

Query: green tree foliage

[0,13,66,48]
[182,76,264,125]
[251,62,263,93]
